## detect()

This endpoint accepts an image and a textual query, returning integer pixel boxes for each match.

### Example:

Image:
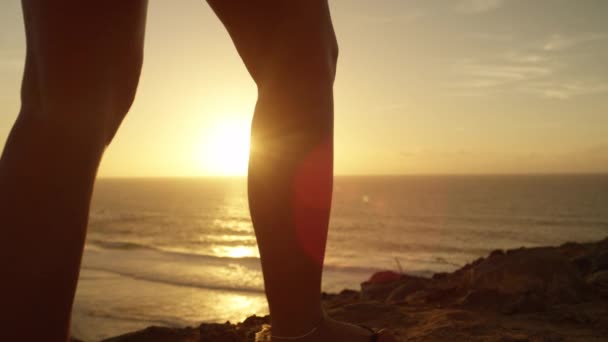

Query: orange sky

[1,0,607,176]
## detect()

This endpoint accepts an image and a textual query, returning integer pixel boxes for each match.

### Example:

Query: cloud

[449,56,608,99]
[504,52,547,64]
[456,0,504,14]
[466,33,513,43]
[522,81,608,100]
[460,63,553,82]
[447,56,556,95]
[447,31,608,100]
[543,33,608,52]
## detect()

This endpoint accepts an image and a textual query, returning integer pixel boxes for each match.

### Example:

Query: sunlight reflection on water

[212,244,259,258]
[73,269,268,341]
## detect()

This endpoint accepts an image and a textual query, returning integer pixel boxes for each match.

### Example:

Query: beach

[79,236,608,341]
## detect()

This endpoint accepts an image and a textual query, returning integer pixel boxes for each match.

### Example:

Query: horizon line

[96,172,608,180]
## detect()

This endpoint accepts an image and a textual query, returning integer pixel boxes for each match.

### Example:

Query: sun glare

[202,119,251,176]
[213,245,258,258]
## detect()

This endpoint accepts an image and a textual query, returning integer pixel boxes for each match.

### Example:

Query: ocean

[71,175,608,341]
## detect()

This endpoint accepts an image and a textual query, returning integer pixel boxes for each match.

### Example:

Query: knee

[29,51,143,147]
[252,22,339,90]
[103,50,144,144]
[21,0,147,147]
[288,35,338,83]
[304,35,339,84]
[257,42,339,99]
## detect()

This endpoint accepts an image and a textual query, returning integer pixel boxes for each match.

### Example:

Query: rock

[361,271,403,301]
[199,323,242,342]
[386,276,430,303]
[360,280,401,301]
[367,271,402,284]
[587,270,608,297]
[551,310,594,325]
[327,301,401,326]
[499,335,530,342]
[240,315,270,327]
[489,249,505,258]
[501,292,546,315]
[101,326,200,342]
[432,272,448,280]
[592,251,608,272]
[459,289,504,310]
[237,316,270,342]
[455,247,587,307]
[322,289,360,309]
[458,288,546,315]
[571,255,592,275]
[403,289,431,305]
[423,284,459,304]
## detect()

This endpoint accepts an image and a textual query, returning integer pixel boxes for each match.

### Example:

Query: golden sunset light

[200,118,251,176]
[1,1,607,341]
[213,245,258,259]
[2,1,605,177]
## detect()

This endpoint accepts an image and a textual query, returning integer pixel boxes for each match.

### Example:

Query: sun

[202,118,251,176]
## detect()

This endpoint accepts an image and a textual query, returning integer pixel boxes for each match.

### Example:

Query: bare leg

[0,1,147,341]
[209,1,391,341]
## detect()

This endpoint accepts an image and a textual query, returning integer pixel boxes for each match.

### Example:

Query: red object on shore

[366,271,401,284]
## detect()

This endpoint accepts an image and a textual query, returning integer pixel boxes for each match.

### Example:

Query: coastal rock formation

[89,237,608,342]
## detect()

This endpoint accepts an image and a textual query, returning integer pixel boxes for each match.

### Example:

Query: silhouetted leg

[209,2,389,341]
[0,1,147,341]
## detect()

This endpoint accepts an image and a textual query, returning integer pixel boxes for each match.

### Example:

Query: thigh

[207,0,337,83]
[21,0,148,122]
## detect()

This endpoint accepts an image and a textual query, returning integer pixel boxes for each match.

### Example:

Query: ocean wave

[89,211,164,224]
[81,265,265,294]
[79,307,188,328]
[354,239,492,256]
[81,260,441,296]
[333,212,608,230]
[88,239,154,251]
[450,216,608,229]
[86,237,465,278]
[87,239,260,263]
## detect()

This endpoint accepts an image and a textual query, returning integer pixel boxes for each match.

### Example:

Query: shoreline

[75,237,608,341]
